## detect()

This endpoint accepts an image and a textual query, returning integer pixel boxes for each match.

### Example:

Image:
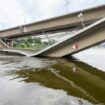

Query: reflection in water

[6,59,105,104]
[0,49,105,105]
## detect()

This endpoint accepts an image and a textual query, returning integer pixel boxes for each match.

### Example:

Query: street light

[0,24,4,30]
[21,15,27,32]
[64,0,70,13]
[22,15,26,25]
[78,13,85,28]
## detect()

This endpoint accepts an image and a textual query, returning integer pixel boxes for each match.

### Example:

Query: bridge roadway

[0,4,105,39]
[0,17,105,57]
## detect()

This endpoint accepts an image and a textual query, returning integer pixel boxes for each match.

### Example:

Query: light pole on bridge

[78,13,85,28]
[64,0,70,13]
[21,15,27,32]
[22,15,26,25]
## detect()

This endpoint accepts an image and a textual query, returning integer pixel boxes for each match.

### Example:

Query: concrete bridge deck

[0,5,105,50]
[0,16,105,57]
[1,4,105,39]
[0,30,78,56]
[37,16,105,57]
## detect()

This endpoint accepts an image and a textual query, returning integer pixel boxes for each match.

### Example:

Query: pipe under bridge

[1,17,105,57]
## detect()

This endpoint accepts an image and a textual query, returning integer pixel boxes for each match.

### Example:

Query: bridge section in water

[0,17,105,57]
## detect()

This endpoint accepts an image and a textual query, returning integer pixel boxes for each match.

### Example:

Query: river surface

[0,47,105,105]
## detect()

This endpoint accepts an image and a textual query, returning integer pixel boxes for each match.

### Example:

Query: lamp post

[65,0,70,13]
[78,13,85,28]
[21,15,27,32]
[22,15,25,25]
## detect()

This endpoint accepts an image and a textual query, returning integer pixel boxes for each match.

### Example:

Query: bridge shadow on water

[4,56,105,105]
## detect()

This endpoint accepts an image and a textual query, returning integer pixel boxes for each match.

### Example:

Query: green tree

[34,37,41,44]
[27,37,33,43]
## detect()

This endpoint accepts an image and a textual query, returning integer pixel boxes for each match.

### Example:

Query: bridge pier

[6,40,13,48]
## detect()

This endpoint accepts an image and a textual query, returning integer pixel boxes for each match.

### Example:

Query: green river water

[0,48,105,105]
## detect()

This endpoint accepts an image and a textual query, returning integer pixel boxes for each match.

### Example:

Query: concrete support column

[7,40,13,48]
[0,44,3,48]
